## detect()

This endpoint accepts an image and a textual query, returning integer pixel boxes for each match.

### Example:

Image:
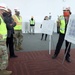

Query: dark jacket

[3,13,16,37]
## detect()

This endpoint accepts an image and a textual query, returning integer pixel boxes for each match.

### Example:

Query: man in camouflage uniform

[0,35,12,75]
[13,8,23,51]
[0,3,12,75]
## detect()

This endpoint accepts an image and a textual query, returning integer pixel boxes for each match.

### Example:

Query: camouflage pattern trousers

[0,40,8,70]
[13,30,23,49]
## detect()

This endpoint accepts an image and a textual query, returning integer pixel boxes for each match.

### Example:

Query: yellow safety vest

[30,19,35,25]
[0,16,7,39]
[13,15,22,30]
[59,16,66,34]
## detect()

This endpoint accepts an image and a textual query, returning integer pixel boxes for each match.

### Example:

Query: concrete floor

[21,33,75,52]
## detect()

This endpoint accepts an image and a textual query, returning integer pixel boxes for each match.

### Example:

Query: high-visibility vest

[13,15,22,30]
[59,16,66,34]
[30,19,35,25]
[0,16,7,39]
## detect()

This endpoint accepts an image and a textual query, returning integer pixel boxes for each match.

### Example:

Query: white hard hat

[63,6,70,10]
[14,7,20,11]
[66,7,70,10]
[0,3,8,11]
[31,16,34,18]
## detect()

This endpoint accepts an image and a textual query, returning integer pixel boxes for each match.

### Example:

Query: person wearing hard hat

[29,16,35,34]
[63,7,71,17]
[52,7,72,63]
[0,3,12,75]
[12,8,23,50]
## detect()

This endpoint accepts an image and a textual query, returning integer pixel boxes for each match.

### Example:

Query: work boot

[41,37,43,40]
[10,55,18,58]
[44,38,47,41]
[15,46,19,51]
[15,47,19,51]
[65,57,71,63]
[18,46,23,50]
[0,70,12,75]
[52,54,57,59]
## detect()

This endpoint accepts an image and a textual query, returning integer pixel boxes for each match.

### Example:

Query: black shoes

[45,39,47,41]
[65,58,71,63]
[41,38,43,40]
[52,54,57,59]
[52,54,71,63]
[41,38,47,41]
[10,55,18,58]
